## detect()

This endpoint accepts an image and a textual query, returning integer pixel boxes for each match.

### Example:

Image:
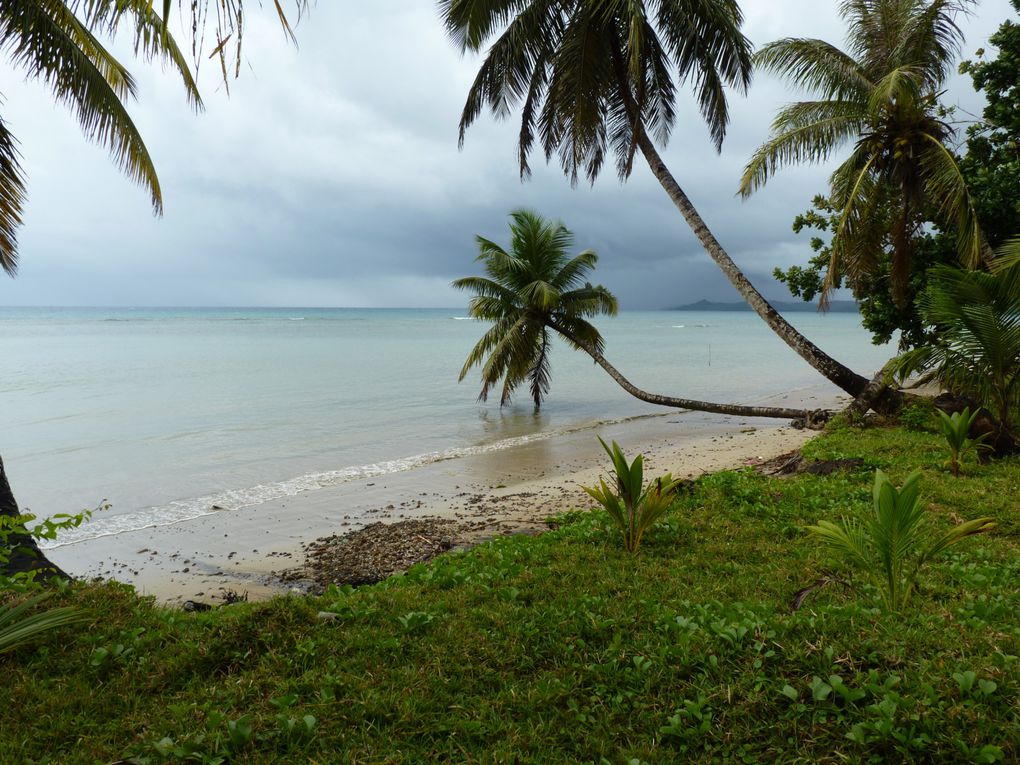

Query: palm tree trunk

[635,134,873,398]
[0,456,70,582]
[604,38,877,402]
[548,320,825,423]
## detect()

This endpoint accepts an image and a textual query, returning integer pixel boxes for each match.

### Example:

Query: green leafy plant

[0,507,95,657]
[806,470,995,610]
[894,263,1020,434]
[583,438,682,553]
[0,591,83,655]
[936,408,991,476]
[899,402,936,432]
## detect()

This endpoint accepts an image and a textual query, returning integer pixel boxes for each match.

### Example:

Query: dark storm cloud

[0,1,1012,308]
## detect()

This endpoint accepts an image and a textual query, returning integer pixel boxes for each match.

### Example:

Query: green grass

[2,422,1019,764]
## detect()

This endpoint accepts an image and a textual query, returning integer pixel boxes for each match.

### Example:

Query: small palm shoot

[583,438,682,553]
[806,470,995,611]
[936,408,991,477]
[0,592,83,655]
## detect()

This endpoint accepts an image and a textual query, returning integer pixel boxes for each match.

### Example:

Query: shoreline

[48,387,847,603]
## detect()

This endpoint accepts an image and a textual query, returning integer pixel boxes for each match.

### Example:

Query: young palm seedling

[583,438,682,553]
[935,407,991,476]
[806,470,995,611]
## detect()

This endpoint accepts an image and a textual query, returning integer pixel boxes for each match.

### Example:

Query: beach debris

[758,451,865,477]
[219,588,249,605]
[300,519,459,590]
[182,600,212,612]
[790,574,852,611]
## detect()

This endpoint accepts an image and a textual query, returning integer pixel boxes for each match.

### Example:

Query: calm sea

[0,307,893,545]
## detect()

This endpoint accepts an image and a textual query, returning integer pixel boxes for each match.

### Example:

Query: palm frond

[454,209,617,408]
[754,37,872,101]
[0,116,26,276]
[0,0,163,212]
[69,0,203,108]
[918,133,986,268]
[739,102,866,196]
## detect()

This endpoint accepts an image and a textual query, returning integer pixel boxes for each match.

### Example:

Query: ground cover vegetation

[2,422,1018,764]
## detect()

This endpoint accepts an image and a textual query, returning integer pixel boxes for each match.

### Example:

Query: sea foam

[42,413,658,548]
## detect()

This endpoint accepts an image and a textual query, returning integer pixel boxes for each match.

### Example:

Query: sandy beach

[47,388,847,603]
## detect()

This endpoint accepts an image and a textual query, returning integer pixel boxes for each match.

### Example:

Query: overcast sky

[0,0,1013,309]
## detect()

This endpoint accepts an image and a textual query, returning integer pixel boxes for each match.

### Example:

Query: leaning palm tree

[440,0,877,402]
[456,210,817,421]
[740,0,987,307]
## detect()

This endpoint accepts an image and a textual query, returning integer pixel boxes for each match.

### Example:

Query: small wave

[42,411,671,548]
[671,323,714,329]
[289,317,305,321]
[451,316,474,321]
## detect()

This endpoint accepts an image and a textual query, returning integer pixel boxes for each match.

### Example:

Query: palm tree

[740,0,987,307]
[0,0,306,276]
[456,210,818,421]
[439,0,876,402]
[893,260,1020,433]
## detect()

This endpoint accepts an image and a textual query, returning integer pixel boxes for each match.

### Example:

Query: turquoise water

[0,307,893,543]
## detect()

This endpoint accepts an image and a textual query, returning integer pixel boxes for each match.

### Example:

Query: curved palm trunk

[636,134,871,398]
[548,320,824,423]
[0,456,70,582]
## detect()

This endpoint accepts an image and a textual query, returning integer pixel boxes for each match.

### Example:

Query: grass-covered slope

[3,422,1018,764]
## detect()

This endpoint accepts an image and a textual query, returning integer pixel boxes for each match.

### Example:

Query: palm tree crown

[740,0,986,305]
[440,0,752,184]
[454,209,618,408]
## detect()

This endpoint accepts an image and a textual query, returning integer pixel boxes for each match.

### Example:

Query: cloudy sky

[0,0,1013,309]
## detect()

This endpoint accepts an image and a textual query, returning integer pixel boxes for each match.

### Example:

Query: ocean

[0,307,894,546]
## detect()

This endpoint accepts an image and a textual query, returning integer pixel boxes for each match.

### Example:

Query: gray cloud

[0,0,1013,308]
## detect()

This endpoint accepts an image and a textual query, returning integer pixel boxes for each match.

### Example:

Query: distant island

[670,299,859,313]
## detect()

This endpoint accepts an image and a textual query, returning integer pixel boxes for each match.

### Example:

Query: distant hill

[670,299,859,313]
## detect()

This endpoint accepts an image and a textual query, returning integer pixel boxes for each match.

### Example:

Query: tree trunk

[635,134,874,398]
[549,320,828,425]
[0,456,70,582]
[603,38,887,404]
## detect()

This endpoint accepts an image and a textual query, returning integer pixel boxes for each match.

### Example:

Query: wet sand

[48,388,846,603]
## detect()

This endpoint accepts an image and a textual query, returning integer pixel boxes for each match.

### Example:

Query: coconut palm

[740,0,987,307]
[893,260,1020,432]
[455,210,817,421]
[0,0,306,276]
[440,0,876,401]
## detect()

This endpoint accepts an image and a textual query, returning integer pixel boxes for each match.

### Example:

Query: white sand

[48,388,845,603]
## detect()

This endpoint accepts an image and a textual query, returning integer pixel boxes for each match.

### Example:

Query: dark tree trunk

[636,134,876,398]
[549,320,829,425]
[0,456,70,581]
